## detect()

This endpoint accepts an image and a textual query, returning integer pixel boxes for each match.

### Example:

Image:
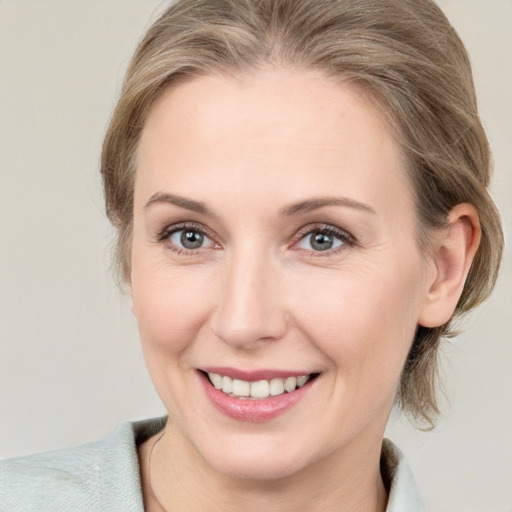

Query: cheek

[130,261,217,412]
[291,261,423,383]
[131,259,215,356]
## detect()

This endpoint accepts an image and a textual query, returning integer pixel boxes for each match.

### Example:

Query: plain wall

[0,1,511,510]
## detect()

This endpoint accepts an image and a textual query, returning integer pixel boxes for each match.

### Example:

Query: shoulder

[0,417,166,512]
[1,436,107,511]
[382,439,425,512]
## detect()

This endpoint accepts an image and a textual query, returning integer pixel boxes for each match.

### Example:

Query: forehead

[135,68,413,221]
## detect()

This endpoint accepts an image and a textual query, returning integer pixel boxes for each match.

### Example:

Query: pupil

[311,232,333,251]
[181,230,203,249]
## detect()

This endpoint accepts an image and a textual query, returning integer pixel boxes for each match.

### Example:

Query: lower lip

[199,372,315,423]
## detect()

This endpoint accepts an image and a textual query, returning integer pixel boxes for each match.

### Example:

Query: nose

[210,248,288,350]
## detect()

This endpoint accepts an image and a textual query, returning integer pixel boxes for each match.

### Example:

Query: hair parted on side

[100,0,503,427]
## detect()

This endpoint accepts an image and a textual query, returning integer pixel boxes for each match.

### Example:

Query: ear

[418,203,481,328]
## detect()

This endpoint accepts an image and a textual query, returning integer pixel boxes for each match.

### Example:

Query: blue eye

[297,228,347,252]
[169,228,213,250]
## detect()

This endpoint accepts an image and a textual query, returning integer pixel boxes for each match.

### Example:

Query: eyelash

[155,222,217,255]
[154,222,355,256]
[292,224,355,255]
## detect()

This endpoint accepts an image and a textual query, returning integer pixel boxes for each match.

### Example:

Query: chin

[212,455,305,482]
[196,432,316,482]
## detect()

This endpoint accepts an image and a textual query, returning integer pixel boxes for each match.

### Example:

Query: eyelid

[291,223,356,253]
[153,221,355,256]
[155,221,220,250]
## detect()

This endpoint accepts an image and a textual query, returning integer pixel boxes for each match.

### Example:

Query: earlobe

[418,203,481,328]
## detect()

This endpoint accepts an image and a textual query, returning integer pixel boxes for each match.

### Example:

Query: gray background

[0,1,510,510]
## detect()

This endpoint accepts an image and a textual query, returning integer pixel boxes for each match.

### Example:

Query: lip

[198,369,316,422]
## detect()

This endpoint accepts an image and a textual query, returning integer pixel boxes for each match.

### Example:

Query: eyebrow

[279,197,376,217]
[145,192,215,217]
[145,192,376,217]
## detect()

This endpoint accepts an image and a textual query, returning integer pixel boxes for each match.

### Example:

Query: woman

[0,0,504,510]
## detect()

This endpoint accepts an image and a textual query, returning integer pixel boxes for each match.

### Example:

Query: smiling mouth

[203,371,320,400]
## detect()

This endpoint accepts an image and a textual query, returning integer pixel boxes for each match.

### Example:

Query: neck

[140,420,388,512]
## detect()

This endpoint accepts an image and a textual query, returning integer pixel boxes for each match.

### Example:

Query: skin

[131,68,480,512]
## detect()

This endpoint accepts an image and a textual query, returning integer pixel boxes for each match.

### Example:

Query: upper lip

[200,366,314,382]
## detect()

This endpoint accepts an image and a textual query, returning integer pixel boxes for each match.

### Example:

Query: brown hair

[100,0,503,426]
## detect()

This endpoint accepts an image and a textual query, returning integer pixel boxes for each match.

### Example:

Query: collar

[382,438,425,511]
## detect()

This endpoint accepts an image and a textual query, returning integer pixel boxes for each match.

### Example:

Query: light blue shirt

[0,418,424,511]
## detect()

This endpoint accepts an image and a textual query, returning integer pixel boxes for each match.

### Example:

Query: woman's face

[131,68,434,479]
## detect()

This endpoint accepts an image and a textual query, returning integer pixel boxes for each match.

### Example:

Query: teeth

[207,373,312,399]
[232,379,250,397]
[222,376,233,394]
[209,373,223,389]
[297,375,309,387]
[269,378,284,396]
[250,379,270,398]
[284,377,297,392]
